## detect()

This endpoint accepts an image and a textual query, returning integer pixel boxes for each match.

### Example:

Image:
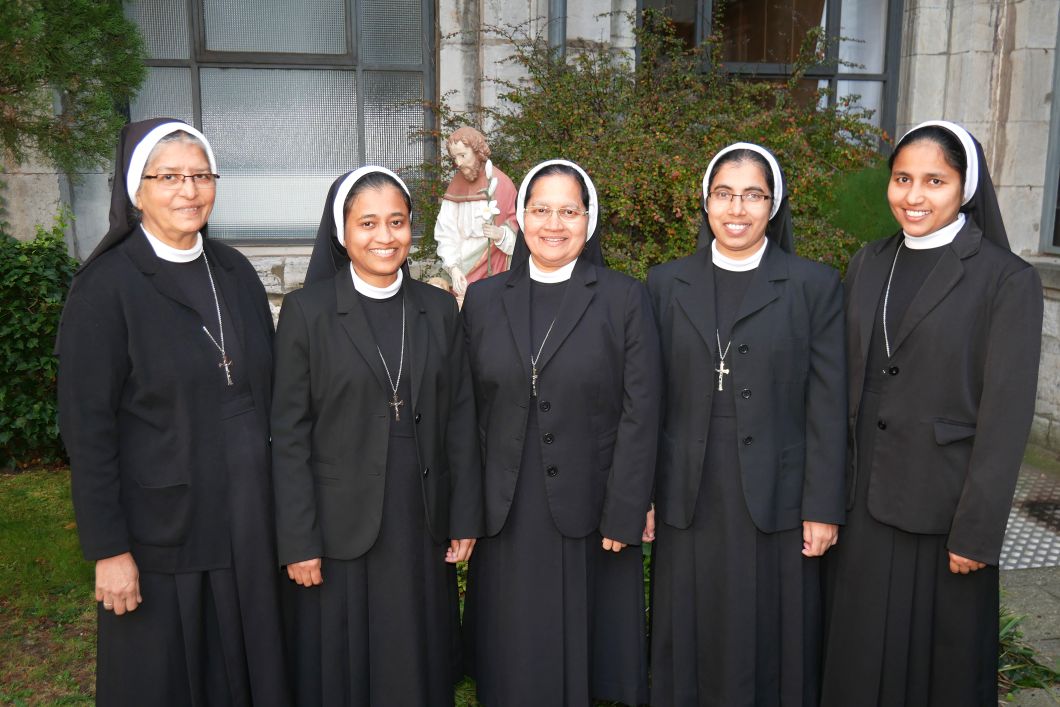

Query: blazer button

[414,412,422,423]
[423,467,430,477]
[546,465,558,477]
[888,366,900,376]
[738,344,750,354]
[539,400,551,412]
[740,388,751,399]
[543,432,554,444]
[743,436,753,446]
[877,419,887,430]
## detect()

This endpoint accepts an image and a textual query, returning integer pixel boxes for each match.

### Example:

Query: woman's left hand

[601,537,627,553]
[446,538,477,563]
[802,521,839,557]
[948,552,986,574]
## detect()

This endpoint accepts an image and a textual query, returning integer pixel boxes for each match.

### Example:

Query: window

[125,0,433,242]
[640,0,903,140]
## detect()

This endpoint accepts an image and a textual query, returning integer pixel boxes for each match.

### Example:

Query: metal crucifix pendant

[531,365,539,397]
[220,355,234,386]
[389,392,404,421]
[715,359,730,392]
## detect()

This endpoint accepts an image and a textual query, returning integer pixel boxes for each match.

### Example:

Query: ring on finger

[103,602,113,609]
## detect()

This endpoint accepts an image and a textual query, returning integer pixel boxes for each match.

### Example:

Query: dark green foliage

[998,605,1060,696]
[0,0,146,174]
[413,10,883,277]
[0,215,77,466]
[822,160,898,246]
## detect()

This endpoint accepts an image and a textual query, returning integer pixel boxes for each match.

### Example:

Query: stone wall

[1032,260,1060,450]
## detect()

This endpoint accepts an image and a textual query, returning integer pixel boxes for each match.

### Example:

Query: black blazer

[647,244,847,533]
[845,221,1043,564]
[271,272,482,566]
[58,230,275,572]
[462,257,662,546]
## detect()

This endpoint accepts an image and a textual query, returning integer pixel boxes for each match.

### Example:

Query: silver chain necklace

[377,300,406,421]
[881,241,904,358]
[715,329,732,391]
[200,251,233,386]
[529,318,557,398]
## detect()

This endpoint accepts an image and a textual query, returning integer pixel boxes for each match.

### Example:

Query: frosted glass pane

[130,68,194,125]
[125,0,190,60]
[363,71,425,172]
[837,80,883,129]
[840,0,887,74]
[203,0,346,54]
[359,0,423,65]
[199,68,359,240]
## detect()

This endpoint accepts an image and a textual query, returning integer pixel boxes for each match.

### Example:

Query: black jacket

[462,257,662,546]
[58,230,274,572]
[844,221,1043,564]
[647,244,847,533]
[271,272,482,565]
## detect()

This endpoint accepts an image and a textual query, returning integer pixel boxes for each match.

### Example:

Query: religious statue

[434,127,517,302]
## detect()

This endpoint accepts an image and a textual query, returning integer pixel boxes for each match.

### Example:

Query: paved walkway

[1000,462,1060,705]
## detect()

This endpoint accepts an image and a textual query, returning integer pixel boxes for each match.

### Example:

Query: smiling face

[887,139,964,237]
[523,173,589,273]
[135,141,214,248]
[706,160,771,260]
[448,140,482,183]
[343,184,412,287]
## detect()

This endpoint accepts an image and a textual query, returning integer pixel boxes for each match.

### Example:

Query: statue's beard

[458,164,481,182]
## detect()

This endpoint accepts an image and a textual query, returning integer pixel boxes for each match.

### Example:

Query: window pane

[126,0,190,60]
[202,0,346,54]
[837,80,883,129]
[643,0,697,49]
[839,0,887,74]
[720,0,827,64]
[130,68,195,125]
[363,71,424,170]
[359,0,423,65]
[199,68,359,240]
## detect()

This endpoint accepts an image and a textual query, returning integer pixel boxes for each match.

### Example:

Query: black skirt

[95,403,289,706]
[283,430,460,707]
[820,387,999,707]
[463,406,649,707]
[650,409,820,707]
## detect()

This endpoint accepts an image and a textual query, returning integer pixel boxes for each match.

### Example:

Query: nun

[647,142,847,706]
[820,121,1043,706]
[461,159,662,706]
[271,166,482,706]
[57,118,289,705]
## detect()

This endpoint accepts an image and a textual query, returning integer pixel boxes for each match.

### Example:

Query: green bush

[0,214,77,467]
[412,10,883,277]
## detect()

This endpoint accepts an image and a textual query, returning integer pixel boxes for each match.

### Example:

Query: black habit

[271,170,482,706]
[461,246,662,706]
[57,118,289,706]
[820,124,1044,706]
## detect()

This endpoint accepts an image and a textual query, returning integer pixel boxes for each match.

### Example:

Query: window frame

[1040,23,1060,254]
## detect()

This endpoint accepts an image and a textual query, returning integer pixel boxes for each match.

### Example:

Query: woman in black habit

[57,118,289,705]
[647,142,847,706]
[820,121,1044,706]
[461,159,662,706]
[271,166,482,706]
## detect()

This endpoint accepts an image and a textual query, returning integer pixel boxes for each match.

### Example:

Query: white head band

[126,122,217,204]
[702,142,785,220]
[899,120,979,205]
[333,166,412,245]
[515,159,599,238]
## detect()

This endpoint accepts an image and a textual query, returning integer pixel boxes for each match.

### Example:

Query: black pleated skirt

[95,404,290,707]
[820,388,999,707]
[463,408,649,707]
[650,414,819,707]
[283,432,460,707]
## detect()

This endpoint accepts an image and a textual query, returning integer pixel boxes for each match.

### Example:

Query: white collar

[529,256,578,283]
[350,264,403,299]
[711,238,768,271]
[903,213,965,250]
[141,226,203,262]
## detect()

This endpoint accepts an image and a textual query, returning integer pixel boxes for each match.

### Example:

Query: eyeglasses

[708,190,772,205]
[142,173,220,190]
[525,205,590,222]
